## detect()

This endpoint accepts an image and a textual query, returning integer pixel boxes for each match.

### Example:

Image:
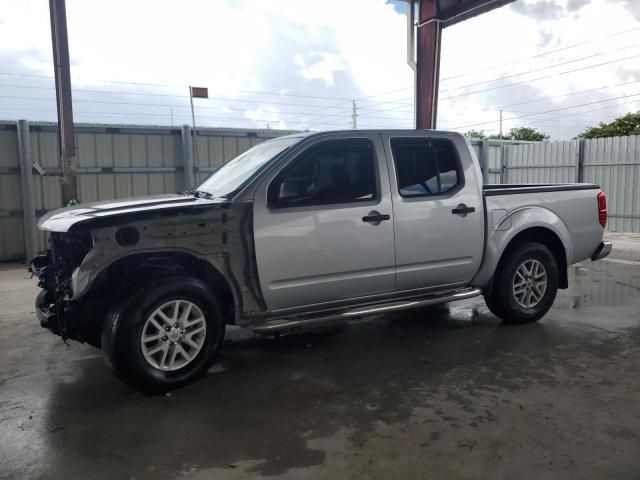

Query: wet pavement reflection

[1,259,640,479]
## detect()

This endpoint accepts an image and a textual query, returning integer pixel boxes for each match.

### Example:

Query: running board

[252,288,482,334]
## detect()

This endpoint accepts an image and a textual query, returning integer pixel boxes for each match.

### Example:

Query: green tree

[579,112,640,139]
[489,127,549,141]
[463,129,486,139]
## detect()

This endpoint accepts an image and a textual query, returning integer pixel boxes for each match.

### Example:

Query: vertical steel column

[17,120,38,261]
[576,138,586,183]
[49,0,78,205]
[415,0,442,130]
[181,125,195,190]
[499,143,505,184]
[480,138,489,184]
[501,144,509,183]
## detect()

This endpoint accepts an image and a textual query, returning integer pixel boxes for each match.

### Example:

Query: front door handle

[452,204,476,217]
[362,211,390,226]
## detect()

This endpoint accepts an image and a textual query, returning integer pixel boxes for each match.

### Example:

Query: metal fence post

[501,142,508,183]
[576,138,585,183]
[480,138,489,184]
[181,125,195,190]
[16,120,38,261]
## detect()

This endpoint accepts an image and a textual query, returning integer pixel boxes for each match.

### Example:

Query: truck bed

[480,183,604,282]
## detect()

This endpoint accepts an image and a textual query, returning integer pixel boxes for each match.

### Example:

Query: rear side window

[390,138,461,197]
[268,138,377,209]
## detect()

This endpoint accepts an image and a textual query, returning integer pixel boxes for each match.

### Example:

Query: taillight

[597,191,607,228]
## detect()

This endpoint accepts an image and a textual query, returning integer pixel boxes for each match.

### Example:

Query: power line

[281,99,354,122]
[1,92,618,126]
[437,99,640,133]
[2,25,638,117]
[355,86,413,103]
[355,26,640,105]
[445,103,630,132]
[440,41,640,94]
[510,101,640,124]
[457,108,631,135]
[0,70,399,120]
[359,51,640,117]
[358,38,640,113]
[0,105,352,129]
[0,94,357,119]
[5,41,637,119]
[0,70,355,101]
[449,93,640,130]
[442,52,640,101]
[441,26,640,81]
[494,79,640,110]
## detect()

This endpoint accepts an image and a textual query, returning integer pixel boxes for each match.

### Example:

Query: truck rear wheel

[484,242,559,324]
[101,276,225,393]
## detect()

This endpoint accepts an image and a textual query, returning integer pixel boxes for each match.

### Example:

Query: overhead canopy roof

[435,0,517,26]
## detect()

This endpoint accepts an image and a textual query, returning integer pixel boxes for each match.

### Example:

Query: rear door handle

[362,211,390,225]
[452,204,476,216]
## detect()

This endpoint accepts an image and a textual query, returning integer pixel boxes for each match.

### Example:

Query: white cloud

[244,106,284,129]
[294,52,346,87]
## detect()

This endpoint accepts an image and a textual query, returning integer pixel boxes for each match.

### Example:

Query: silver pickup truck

[31,130,611,392]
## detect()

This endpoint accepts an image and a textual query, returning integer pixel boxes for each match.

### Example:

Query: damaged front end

[31,231,93,342]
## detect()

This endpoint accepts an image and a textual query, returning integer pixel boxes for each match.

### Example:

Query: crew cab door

[382,132,484,292]
[253,134,395,311]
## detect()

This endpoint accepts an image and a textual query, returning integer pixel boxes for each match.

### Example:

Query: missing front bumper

[35,290,60,334]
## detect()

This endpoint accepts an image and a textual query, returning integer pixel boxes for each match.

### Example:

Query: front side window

[196,136,302,198]
[268,139,377,209]
[391,138,461,197]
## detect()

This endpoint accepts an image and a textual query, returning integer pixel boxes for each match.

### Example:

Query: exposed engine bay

[31,232,93,340]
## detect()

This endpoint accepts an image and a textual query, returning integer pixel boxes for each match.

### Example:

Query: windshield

[196,136,302,198]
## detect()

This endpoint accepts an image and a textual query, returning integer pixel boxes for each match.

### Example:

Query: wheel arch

[473,206,572,292]
[492,227,568,292]
[85,250,237,325]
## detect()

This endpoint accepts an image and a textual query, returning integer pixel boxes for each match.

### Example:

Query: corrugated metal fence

[1,121,639,261]
[492,136,640,233]
[582,136,640,233]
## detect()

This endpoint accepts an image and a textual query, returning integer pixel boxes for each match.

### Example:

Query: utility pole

[352,100,357,129]
[499,109,503,140]
[189,86,199,167]
[49,0,78,205]
[188,86,208,168]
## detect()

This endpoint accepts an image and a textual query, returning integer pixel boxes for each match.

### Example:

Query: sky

[0,0,639,139]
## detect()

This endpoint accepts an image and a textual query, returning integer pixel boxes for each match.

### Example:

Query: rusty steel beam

[413,0,516,129]
[415,0,442,129]
[49,0,78,205]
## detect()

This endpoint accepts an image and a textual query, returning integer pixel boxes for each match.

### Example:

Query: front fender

[472,206,572,289]
[71,242,228,301]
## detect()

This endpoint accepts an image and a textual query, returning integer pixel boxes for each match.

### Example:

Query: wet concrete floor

[1,259,640,479]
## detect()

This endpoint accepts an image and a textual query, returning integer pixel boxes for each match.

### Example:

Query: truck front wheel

[101,276,225,393]
[484,242,559,324]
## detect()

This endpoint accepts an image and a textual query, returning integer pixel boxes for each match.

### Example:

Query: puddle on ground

[554,260,640,309]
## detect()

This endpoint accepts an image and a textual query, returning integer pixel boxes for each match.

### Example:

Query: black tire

[101,276,225,393]
[483,292,505,319]
[484,242,559,324]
